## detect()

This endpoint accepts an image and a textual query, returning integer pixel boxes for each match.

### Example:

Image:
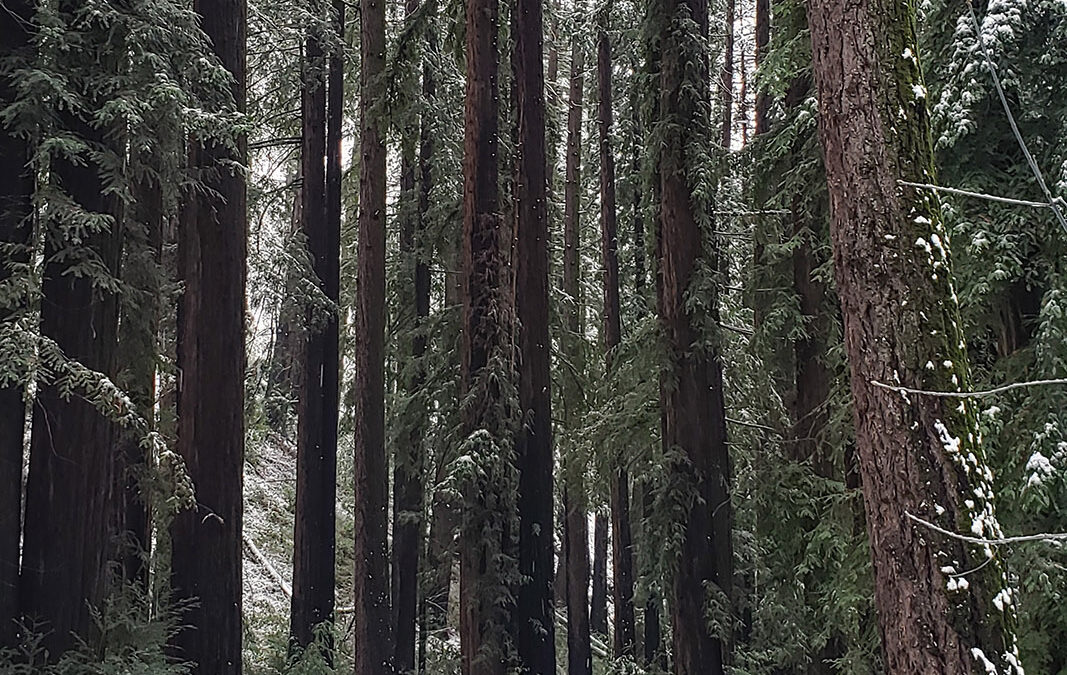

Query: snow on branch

[870,378,1067,399]
[243,532,292,599]
[906,512,1067,546]
[899,180,1056,210]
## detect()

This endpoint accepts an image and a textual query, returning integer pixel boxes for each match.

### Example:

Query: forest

[0,0,1066,673]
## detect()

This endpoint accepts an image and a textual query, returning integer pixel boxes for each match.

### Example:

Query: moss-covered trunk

[806,0,1022,671]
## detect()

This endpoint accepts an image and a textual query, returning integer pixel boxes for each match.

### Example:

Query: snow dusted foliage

[922,0,1067,669]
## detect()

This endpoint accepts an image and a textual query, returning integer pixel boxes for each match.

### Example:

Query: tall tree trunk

[393,0,430,666]
[806,0,1022,673]
[656,0,734,668]
[354,0,393,668]
[21,9,124,650]
[458,0,514,666]
[720,0,735,147]
[631,55,663,670]
[169,3,247,673]
[753,0,770,136]
[414,26,436,672]
[560,22,593,675]
[750,0,772,330]
[0,0,32,649]
[512,0,557,670]
[290,1,340,657]
[597,1,635,657]
[22,146,121,661]
[589,513,608,637]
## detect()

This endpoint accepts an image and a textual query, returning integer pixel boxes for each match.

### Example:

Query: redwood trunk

[561,24,592,675]
[806,0,1021,672]
[393,0,429,665]
[290,2,340,656]
[354,0,393,668]
[21,118,121,662]
[512,0,557,669]
[656,0,734,669]
[0,0,32,649]
[589,513,608,637]
[458,0,511,666]
[597,3,635,657]
[169,4,247,673]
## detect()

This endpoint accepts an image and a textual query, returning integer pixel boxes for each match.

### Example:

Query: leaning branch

[243,532,292,599]
[898,180,1054,209]
[906,512,1067,546]
[871,378,1067,399]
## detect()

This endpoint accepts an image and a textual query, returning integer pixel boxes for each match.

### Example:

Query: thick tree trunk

[630,87,646,305]
[589,513,608,637]
[458,0,513,667]
[414,31,435,672]
[0,0,32,649]
[21,118,122,664]
[169,4,247,673]
[597,3,636,657]
[656,0,734,669]
[393,0,430,666]
[563,488,591,675]
[560,23,592,675]
[512,0,557,670]
[290,2,340,657]
[806,0,1022,672]
[354,0,393,668]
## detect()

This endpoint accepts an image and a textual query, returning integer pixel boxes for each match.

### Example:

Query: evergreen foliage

[1,0,1064,670]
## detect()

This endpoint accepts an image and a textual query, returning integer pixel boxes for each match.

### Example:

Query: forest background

[0,0,1066,673]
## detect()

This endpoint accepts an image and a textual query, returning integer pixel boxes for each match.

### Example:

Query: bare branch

[243,533,292,599]
[898,180,1053,209]
[906,512,1067,546]
[871,378,1067,399]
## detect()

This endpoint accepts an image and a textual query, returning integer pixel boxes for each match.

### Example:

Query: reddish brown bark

[354,0,393,669]
[512,0,557,669]
[806,0,1020,672]
[589,513,608,637]
[458,0,511,666]
[21,119,121,662]
[0,0,32,649]
[393,0,429,667]
[656,0,734,669]
[290,2,340,656]
[560,24,593,675]
[169,4,247,673]
[597,3,636,657]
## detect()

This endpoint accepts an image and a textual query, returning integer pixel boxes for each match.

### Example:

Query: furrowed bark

[806,0,1022,670]
[354,0,393,667]
[169,2,247,672]
[0,0,33,649]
